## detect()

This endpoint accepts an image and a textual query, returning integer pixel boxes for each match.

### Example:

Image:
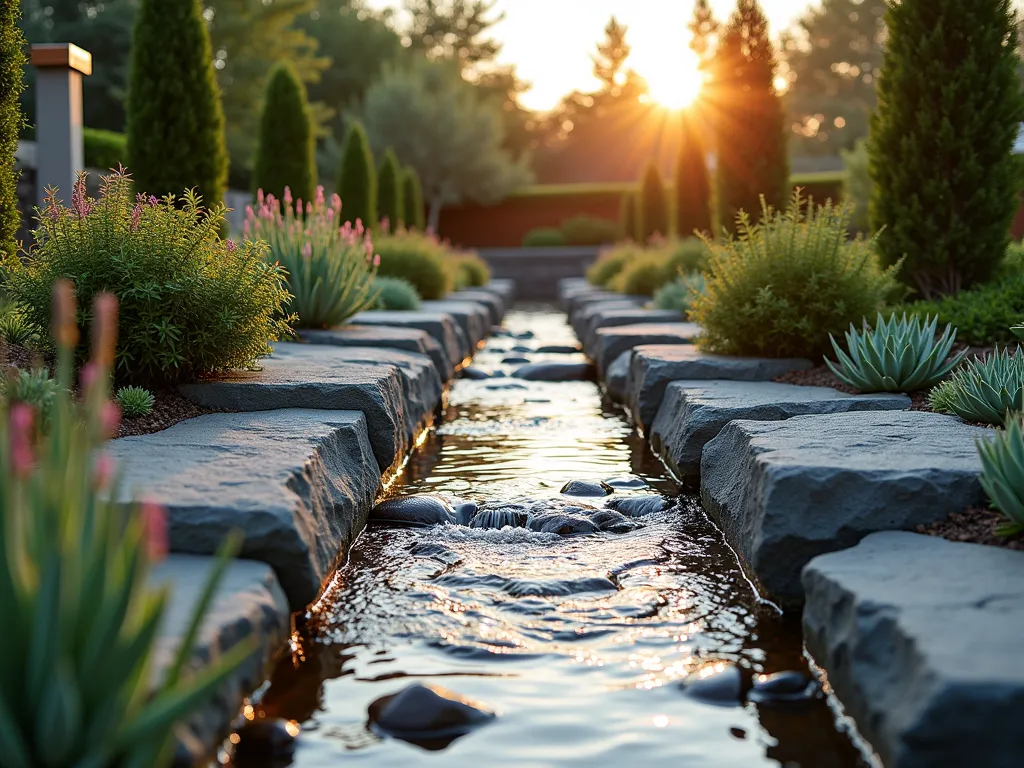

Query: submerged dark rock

[504,575,618,597]
[680,664,744,707]
[230,718,299,761]
[512,362,596,382]
[535,344,581,354]
[511,345,533,352]
[604,476,649,490]
[607,495,668,517]
[528,513,599,535]
[368,683,495,749]
[560,479,614,497]
[461,367,492,380]
[453,502,479,525]
[748,671,821,705]
[501,356,532,365]
[590,509,636,533]
[370,496,455,526]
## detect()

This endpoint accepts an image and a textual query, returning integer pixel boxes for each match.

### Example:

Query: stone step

[299,325,452,382]
[482,278,516,306]
[350,310,466,366]
[421,299,492,349]
[111,409,380,610]
[593,322,700,378]
[446,289,504,326]
[579,308,685,356]
[700,410,993,606]
[803,532,1024,768]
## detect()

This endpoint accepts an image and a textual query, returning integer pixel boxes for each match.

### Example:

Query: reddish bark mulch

[116,390,222,438]
[1,341,51,372]
[772,364,934,410]
[918,507,1024,551]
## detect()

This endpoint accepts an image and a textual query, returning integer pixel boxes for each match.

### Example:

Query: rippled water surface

[255,307,867,767]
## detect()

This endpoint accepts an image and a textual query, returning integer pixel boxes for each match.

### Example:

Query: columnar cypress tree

[377,148,404,229]
[402,165,425,231]
[0,2,24,260]
[126,0,227,208]
[619,191,638,241]
[709,0,788,231]
[252,62,316,205]
[336,121,376,227]
[638,163,670,242]
[870,0,1024,298]
[675,110,712,236]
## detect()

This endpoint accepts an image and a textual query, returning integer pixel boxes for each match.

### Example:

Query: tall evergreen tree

[619,191,638,242]
[252,62,316,205]
[402,165,425,231]
[870,0,1024,297]
[708,0,788,231]
[675,111,712,236]
[1,1,24,260]
[336,121,376,227]
[126,0,227,207]
[377,148,404,229]
[638,163,669,242]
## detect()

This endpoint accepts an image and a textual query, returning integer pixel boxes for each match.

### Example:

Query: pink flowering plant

[1,169,293,386]
[246,186,379,328]
[0,283,247,768]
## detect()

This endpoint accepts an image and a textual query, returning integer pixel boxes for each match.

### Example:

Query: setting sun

[646,67,705,110]
[631,39,705,111]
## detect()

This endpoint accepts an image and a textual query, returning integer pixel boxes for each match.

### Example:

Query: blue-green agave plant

[976,417,1024,537]
[826,312,966,393]
[929,346,1024,426]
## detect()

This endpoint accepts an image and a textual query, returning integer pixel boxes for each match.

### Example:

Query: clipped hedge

[83,128,127,171]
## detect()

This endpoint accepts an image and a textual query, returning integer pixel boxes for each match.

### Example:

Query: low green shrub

[449,250,490,289]
[610,252,672,297]
[929,346,1024,426]
[900,271,1024,347]
[83,127,127,171]
[691,193,898,359]
[116,384,156,417]
[0,367,60,423]
[560,215,619,246]
[3,170,293,386]
[653,273,706,316]
[373,230,452,300]
[246,186,378,330]
[523,227,566,247]
[826,313,965,393]
[976,415,1024,536]
[660,237,708,276]
[586,244,643,287]
[373,275,421,310]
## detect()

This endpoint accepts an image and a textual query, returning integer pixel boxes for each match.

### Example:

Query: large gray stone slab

[651,381,910,484]
[421,299,491,349]
[482,278,515,305]
[803,532,1024,768]
[180,343,409,470]
[593,323,700,378]
[558,276,590,304]
[113,409,380,610]
[567,289,638,318]
[581,308,685,356]
[350,310,465,366]
[447,289,504,325]
[605,351,633,403]
[153,555,289,759]
[569,300,654,343]
[299,325,452,382]
[627,345,814,433]
[700,411,994,606]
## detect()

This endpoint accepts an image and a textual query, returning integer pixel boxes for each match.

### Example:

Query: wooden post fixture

[30,43,92,207]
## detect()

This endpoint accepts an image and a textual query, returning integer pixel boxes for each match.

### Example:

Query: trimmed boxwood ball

[586,244,642,287]
[373,232,452,300]
[337,121,377,227]
[611,253,672,297]
[373,276,421,311]
[449,251,490,288]
[252,62,316,205]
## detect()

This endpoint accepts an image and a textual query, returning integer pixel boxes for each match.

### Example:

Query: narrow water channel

[253,306,869,767]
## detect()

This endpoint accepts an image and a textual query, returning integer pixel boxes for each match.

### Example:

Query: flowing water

[252,307,869,767]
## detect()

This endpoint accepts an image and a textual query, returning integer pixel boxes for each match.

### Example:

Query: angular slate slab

[627,345,814,433]
[447,289,504,325]
[483,278,516,305]
[650,381,910,484]
[803,532,1024,768]
[421,299,491,349]
[113,409,380,610]
[700,411,993,606]
[604,351,634,403]
[581,308,685,356]
[153,555,289,758]
[350,310,466,366]
[558,276,590,304]
[569,299,653,343]
[299,325,452,382]
[180,345,406,471]
[593,323,701,378]
[567,290,638,318]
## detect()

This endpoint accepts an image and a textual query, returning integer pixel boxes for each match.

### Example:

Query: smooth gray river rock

[561,479,614,497]
[528,513,600,535]
[512,361,596,382]
[350,310,466,366]
[113,410,380,610]
[701,411,994,606]
[370,495,456,526]
[651,381,911,484]
[299,325,453,382]
[369,683,495,744]
[593,323,701,378]
[803,532,1024,768]
[680,664,744,707]
[607,494,669,517]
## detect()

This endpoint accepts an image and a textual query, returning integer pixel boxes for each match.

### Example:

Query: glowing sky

[364,1,812,110]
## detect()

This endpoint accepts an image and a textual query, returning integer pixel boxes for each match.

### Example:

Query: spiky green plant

[372,276,421,311]
[0,284,248,768]
[0,367,61,423]
[826,313,965,393]
[976,416,1024,536]
[116,385,156,418]
[928,347,1024,426]
[246,186,379,329]
[0,304,40,348]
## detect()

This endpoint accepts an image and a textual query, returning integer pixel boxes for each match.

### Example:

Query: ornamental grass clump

[245,186,379,329]
[826,313,966,393]
[977,416,1024,536]
[0,367,61,424]
[690,193,898,359]
[929,346,1024,426]
[2,170,292,387]
[116,384,156,418]
[0,283,248,768]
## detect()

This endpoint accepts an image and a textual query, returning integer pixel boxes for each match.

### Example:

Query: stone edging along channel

[559,276,1024,768]
[111,281,515,761]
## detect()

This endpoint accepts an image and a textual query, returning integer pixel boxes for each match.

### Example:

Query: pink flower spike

[374,253,381,267]
[381,216,390,234]
[101,400,122,439]
[140,500,169,562]
[257,189,265,205]
[9,404,35,477]
[79,362,98,391]
[331,194,342,212]
[302,241,312,259]
[148,195,158,207]
[227,239,236,252]
[93,452,115,489]
[315,186,325,206]
[306,201,312,215]
[131,203,142,231]
[284,187,293,206]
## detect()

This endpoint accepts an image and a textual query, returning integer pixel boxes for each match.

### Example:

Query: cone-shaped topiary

[870,0,1024,298]
[675,111,712,237]
[337,121,376,228]
[252,62,316,205]
[402,165,425,231]
[0,2,24,260]
[638,163,669,243]
[619,191,638,242]
[377,148,404,229]
[126,0,227,208]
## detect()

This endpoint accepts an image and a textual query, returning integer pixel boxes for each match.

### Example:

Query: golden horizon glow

[634,46,704,111]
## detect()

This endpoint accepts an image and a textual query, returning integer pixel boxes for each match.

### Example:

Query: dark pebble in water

[407,542,462,567]
[370,496,454,526]
[491,328,513,338]
[603,476,649,490]
[231,718,300,761]
[453,502,478,525]
[680,664,744,707]
[513,362,596,382]
[607,494,667,517]
[504,575,617,597]
[485,382,528,390]
[368,683,495,745]
[535,344,580,354]
[511,345,533,352]
[470,507,530,529]
[748,671,821,704]
[460,368,491,380]
[590,509,636,533]
[528,512,599,535]
[501,356,532,365]
[560,479,614,497]
[730,727,747,740]
[515,331,535,339]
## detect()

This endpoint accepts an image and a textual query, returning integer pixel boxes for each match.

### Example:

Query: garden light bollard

[30,43,92,208]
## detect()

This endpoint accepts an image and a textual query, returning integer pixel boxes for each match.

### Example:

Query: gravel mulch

[116,390,222,438]
[918,507,1024,551]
